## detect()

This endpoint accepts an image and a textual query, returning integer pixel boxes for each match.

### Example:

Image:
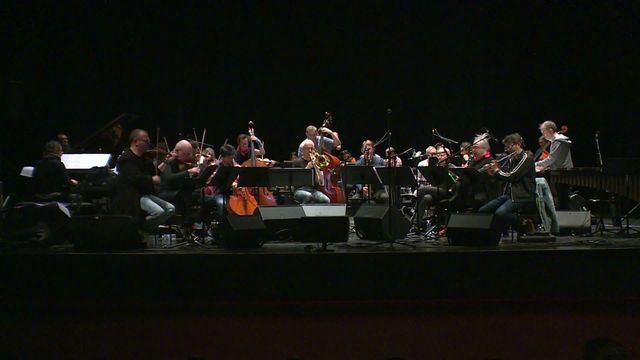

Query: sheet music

[61,154,112,170]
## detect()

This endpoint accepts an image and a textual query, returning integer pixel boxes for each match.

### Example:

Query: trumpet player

[291,140,330,204]
[478,133,536,235]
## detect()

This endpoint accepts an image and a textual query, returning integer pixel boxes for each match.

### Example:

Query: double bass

[241,121,277,206]
[316,112,345,203]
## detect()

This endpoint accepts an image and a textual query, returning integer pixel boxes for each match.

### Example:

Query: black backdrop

[2,2,635,189]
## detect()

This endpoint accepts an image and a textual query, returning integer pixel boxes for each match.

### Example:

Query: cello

[241,121,277,206]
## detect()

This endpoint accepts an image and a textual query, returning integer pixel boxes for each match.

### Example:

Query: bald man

[158,140,202,233]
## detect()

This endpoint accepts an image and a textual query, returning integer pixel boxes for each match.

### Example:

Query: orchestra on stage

[19,113,634,246]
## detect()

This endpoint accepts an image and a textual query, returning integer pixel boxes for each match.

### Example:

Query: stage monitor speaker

[556,210,591,235]
[301,204,347,217]
[447,213,500,246]
[72,214,143,250]
[219,213,268,249]
[258,205,304,241]
[353,205,410,241]
[299,216,350,243]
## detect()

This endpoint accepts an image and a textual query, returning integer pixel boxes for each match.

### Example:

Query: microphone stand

[374,108,414,248]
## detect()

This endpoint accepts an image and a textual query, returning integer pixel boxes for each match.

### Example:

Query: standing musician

[384,147,403,167]
[235,133,265,164]
[479,133,536,234]
[535,120,573,171]
[113,129,175,232]
[297,124,342,158]
[292,140,330,204]
[535,120,573,210]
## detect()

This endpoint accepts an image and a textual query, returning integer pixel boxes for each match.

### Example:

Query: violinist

[384,147,403,167]
[113,129,175,232]
[297,124,342,158]
[235,133,265,165]
[291,140,330,204]
[204,144,239,218]
[158,140,202,231]
[339,149,356,164]
[478,133,536,236]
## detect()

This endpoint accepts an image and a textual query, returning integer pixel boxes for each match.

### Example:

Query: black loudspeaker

[219,213,268,249]
[353,205,410,241]
[447,213,500,246]
[258,205,305,241]
[299,216,350,243]
[72,214,143,250]
[556,210,591,235]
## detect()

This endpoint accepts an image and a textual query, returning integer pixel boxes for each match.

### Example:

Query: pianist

[32,140,78,201]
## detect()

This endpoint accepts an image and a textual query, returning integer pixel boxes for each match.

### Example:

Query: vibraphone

[545,167,640,203]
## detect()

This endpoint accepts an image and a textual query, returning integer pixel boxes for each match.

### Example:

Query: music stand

[375,166,417,207]
[416,165,452,239]
[340,165,382,204]
[237,167,271,187]
[171,166,238,248]
[268,168,314,202]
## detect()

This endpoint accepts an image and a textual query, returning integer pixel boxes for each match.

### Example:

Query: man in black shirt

[113,129,174,232]
[479,133,536,232]
[32,141,78,201]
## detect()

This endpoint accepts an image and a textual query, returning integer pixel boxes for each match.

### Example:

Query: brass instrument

[309,150,327,186]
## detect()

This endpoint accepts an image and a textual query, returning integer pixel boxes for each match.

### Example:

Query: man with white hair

[297,124,342,158]
[464,134,500,208]
[291,139,330,204]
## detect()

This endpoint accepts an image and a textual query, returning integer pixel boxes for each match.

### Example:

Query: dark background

[2,1,635,189]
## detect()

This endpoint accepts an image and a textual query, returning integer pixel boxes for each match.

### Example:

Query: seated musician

[235,133,265,164]
[291,140,330,204]
[355,140,388,203]
[204,144,239,218]
[462,134,501,209]
[157,140,201,229]
[384,147,403,167]
[56,133,76,154]
[479,133,536,234]
[339,149,356,164]
[415,143,456,228]
[113,129,175,232]
[32,140,79,201]
[297,125,342,158]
